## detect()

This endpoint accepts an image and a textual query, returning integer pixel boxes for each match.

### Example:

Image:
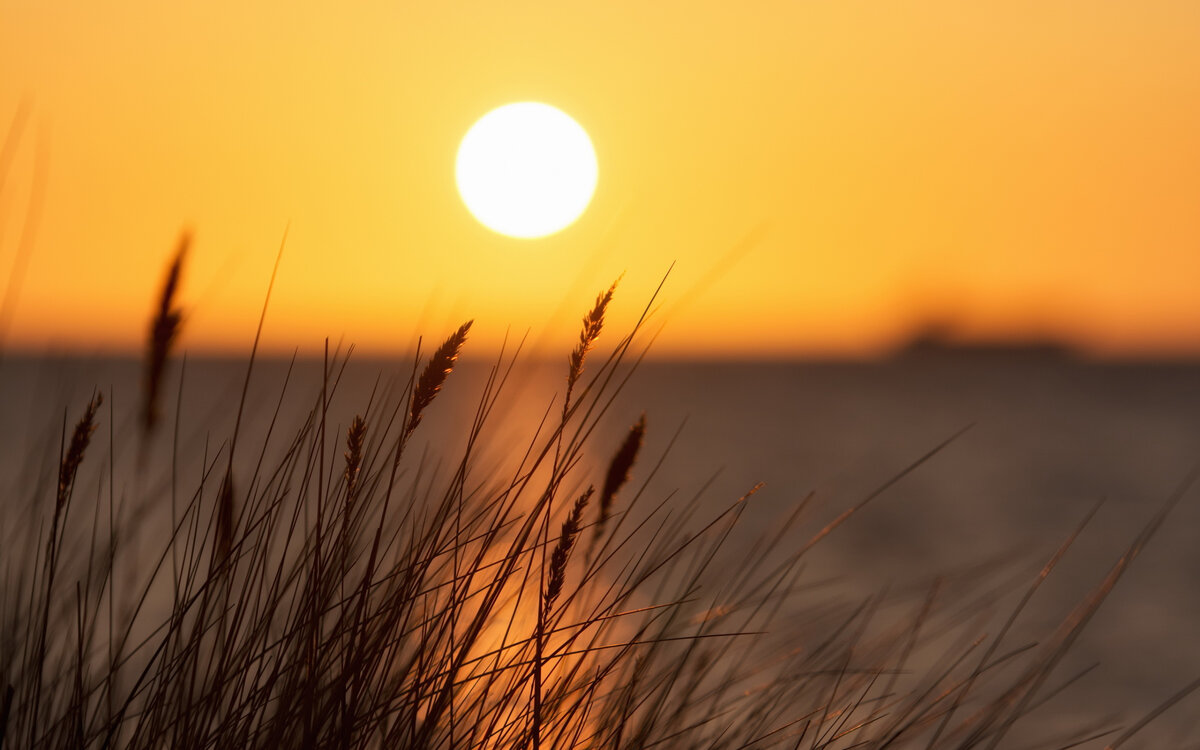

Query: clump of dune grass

[0,236,1198,750]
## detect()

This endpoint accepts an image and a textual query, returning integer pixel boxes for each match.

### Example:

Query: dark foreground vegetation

[1,236,1197,749]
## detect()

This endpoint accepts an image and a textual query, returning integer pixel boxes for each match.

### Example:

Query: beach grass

[0,240,1197,749]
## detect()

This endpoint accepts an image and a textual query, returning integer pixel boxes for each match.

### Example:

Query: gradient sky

[2,1,1199,358]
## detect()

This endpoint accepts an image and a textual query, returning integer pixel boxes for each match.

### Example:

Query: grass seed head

[57,392,102,511]
[565,279,618,414]
[142,231,188,434]
[595,413,646,542]
[344,415,367,503]
[406,320,472,438]
[545,487,593,611]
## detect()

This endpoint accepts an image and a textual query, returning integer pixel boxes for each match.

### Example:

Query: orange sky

[2,1,1199,358]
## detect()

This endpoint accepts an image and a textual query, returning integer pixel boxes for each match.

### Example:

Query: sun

[456,102,598,239]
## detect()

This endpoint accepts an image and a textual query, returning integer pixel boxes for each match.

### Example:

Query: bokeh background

[3,0,1200,358]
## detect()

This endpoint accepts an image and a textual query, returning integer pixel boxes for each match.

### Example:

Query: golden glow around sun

[456,102,598,239]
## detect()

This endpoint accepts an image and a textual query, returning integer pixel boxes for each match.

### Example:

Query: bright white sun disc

[456,102,597,239]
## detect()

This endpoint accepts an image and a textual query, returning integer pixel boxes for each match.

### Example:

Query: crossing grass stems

[0,234,1198,749]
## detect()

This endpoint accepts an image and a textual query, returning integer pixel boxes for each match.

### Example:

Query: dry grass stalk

[215,470,234,567]
[595,413,645,543]
[142,232,188,435]
[544,487,592,611]
[533,487,592,750]
[564,280,617,417]
[57,393,102,512]
[344,415,367,504]
[31,393,102,748]
[405,320,472,440]
[0,685,13,748]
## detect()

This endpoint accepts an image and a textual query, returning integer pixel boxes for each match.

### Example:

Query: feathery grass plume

[404,320,472,439]
[545,487,592,611]
[533,487,592,750]
[344,415,367,503]
[142,231,188,435]
[564,280,618,417]
[33,392,101,747]
[594,413,645,544]
[57,393,102,512]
